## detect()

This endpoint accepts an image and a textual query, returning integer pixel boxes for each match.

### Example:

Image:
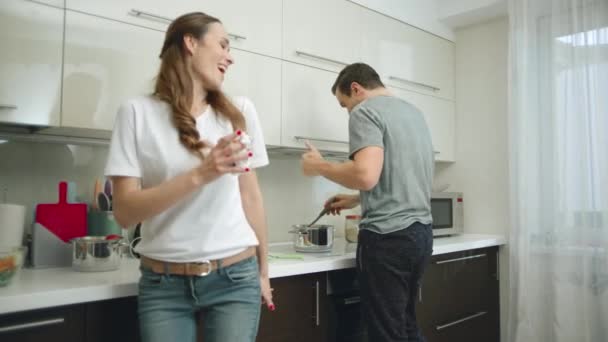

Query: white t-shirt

[104,95,269,262]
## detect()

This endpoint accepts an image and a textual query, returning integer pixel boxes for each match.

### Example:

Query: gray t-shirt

[349,95,434,234]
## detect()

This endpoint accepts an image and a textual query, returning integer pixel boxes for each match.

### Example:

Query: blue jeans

[138,256,261,342]
[357,222,433,342]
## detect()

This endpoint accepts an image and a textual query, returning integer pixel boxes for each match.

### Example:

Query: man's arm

[302,143,383,191]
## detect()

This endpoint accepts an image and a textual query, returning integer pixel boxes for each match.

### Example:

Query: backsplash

[0,140,358,243]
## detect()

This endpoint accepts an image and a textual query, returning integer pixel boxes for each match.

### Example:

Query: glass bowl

[0,247,25,287]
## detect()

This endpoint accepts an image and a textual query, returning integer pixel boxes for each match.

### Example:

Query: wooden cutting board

[35,182,87,243]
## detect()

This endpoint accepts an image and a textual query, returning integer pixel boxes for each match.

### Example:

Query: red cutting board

[35,182,87,243]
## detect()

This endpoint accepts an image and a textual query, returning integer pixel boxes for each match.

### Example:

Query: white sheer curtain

[508,0,608,341]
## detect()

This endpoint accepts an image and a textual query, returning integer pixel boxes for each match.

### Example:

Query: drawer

[0,304,85,342]
[417,247,499,326]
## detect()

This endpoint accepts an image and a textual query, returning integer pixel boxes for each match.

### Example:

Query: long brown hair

[154,12,245,159]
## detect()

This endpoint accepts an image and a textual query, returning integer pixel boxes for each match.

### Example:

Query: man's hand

[324,194,360,215]
[301,141,325,176]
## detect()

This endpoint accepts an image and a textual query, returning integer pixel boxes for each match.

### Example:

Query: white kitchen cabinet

[65,0,282,58]
[185,0,282,58]
[223,50,281,146]
[0,0,63,127]
[282,0,362,72]
[64,0,172,32]
[282,61,350,153]
[360,10,455,100]
[391,87,455,162]
[61,11,162,131]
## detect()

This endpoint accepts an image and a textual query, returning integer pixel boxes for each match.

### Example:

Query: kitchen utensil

[98,192,111,211]
[35,182,87,243]
[289,224,334,252]
[93,179,103,210]
[104,179,112,197]
[71,236,128,272]
[308,207,330,227]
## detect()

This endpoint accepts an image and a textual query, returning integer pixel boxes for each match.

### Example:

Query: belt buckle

[195,260,212,276]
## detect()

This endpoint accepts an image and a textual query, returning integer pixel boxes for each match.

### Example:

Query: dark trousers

[357,222,433,342]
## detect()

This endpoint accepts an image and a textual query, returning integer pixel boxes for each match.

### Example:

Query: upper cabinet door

[223,50,282,146]
[283,0,362,73]
[65,0,170,31]
[282,62,349,153]
[361,10,455,100]
[0,0,63,127]
[391,87,455,162]
[62,11,163,131]
[65,0,282,58]
[186,0,282,58]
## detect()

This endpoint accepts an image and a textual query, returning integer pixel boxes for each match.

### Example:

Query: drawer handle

[313,280,320,326]
[295,50,349,67]
[342,296,361,305]
[129,10,246,42]
[435,253,486,265]
[228,33,247,41]
[388,76,440,92]
[0,104,18,110]
[436,311,487,331]
[294,136,349,145]
[0,318,65,333]
[128,9,172,23]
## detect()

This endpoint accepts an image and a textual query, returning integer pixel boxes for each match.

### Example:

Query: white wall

[0,141,357,243]
[349,0,455,41]
[434,16,510,341]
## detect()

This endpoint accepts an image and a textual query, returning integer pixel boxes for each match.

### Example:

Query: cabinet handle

[295,50,349,67]
[294,136,349,145]
[418,287,422,303]
[342,296,361,305]
[128,10,244,40]
[434,151,440,154]
[0,104,18,110]
[128,9,172,23]
[435,253,486,265]
[435,311,487,331]
[313,280,320,326]
[228,33,247,41]
[388,76,440,92]
[0,318,65,333]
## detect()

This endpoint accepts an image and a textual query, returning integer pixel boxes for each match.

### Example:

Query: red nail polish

[268,304,275,311]
[248,152,253,157]
[236,130,242,136]
[245,167,250,172]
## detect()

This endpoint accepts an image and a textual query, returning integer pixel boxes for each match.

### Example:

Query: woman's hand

[193,131,250,185]
[260,275,275,311]
[324,194,360,215]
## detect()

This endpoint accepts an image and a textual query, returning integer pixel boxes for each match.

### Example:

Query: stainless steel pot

[71,236,127,272]
[289,224,334,252]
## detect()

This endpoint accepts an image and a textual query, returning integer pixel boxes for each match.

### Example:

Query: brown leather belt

[140,247,256,276]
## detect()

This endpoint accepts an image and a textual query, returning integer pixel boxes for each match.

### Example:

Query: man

[301,63,434,342]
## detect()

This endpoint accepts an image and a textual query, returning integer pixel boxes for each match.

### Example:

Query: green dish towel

[268,253,304,260]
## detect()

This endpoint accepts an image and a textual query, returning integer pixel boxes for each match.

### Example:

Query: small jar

[344,215,361,243]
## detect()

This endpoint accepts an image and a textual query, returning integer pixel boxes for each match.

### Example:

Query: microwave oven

[431,192,464,236]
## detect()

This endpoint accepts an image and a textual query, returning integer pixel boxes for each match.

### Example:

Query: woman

[104,12,273,342]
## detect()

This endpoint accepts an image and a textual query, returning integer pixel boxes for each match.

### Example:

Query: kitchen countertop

[0,234,505,315]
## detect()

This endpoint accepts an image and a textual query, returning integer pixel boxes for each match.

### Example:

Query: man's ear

[351,82,363,95]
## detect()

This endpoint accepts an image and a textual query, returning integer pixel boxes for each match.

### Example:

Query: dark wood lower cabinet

[85,297,140,342]
[0,304,85,342]
[256,272,328,342]
[417,246,500,342]
[1,247,500,342]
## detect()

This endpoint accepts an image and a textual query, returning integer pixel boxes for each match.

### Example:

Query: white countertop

[0,234,505,315]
